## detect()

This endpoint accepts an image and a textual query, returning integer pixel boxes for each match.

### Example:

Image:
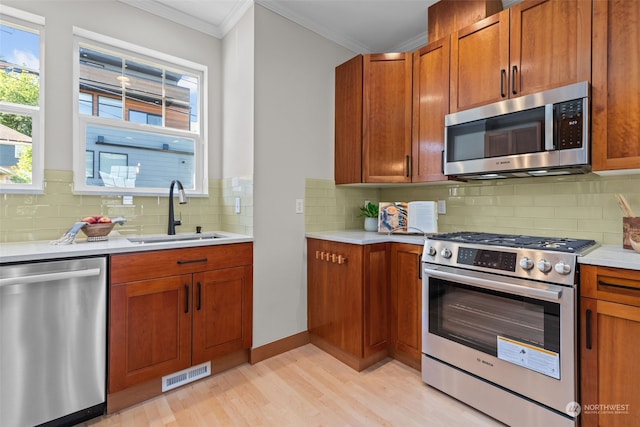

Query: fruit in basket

[82,215,111,224]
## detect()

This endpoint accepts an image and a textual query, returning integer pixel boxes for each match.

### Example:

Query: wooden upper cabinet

[363,53,413,183]
[334,55,363,185]
[412,37,451,183]
[334,53,412,184]
[450,9,509,112]
[592,0,640,172]
[510,0,591,97]
[427,0,503,42]
[450,0,591,113]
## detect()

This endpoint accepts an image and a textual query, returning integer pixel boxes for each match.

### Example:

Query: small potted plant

[358,202,379,232]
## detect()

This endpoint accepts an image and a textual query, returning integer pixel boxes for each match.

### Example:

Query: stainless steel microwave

[444,81,590,179]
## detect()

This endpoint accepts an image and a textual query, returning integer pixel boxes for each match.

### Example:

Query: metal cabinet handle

[585,309,592,350]
[0,268,101,287]
[511,65,518,95]
[184,284,190,313]
[417,253,422,280]
[500,69,507,98]
[406,155,411,178]
[597,280,640,293]
[197,282,202,311]
[177,258,208,265]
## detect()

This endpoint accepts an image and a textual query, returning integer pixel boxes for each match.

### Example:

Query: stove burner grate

[429,232,596,254]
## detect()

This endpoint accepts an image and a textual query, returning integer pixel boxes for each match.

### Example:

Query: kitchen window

[72,28,208,195]
[0,7,45,193]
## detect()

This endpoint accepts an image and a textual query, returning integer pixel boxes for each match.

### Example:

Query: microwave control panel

[555,98,584,150]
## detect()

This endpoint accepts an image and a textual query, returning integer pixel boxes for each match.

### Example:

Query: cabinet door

[307,239,363,357]
[192,266,253,365]
[450,9,509,112]
[412,37,451,183]
[592,0,640,171]
[335,55,363,184]
[362,53,413,183]
[581,297,640,427]
[363,243,389,358]
[109,275,192,393]
[390,244,422,367]
[510,0,591,97]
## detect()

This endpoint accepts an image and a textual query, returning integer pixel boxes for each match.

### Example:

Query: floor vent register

[162,361,211,392]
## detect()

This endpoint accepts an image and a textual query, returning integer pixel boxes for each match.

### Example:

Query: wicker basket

[81,222,116,241]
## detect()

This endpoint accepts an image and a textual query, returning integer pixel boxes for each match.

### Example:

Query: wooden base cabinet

[389,243,423,370]
[109,244,253,398]
[307,238,389,371]
[580,265,640,426]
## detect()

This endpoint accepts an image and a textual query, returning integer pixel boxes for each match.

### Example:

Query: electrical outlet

[295,199,304,214]
[437,200,446,214]
[234,197,241,214]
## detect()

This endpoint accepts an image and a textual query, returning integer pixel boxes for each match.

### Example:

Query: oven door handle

[424,266,563,302]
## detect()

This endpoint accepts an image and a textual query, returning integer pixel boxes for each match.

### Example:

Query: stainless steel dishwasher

[0,257,107,427]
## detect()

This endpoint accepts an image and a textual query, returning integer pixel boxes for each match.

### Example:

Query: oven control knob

[519,257,534,270]
[537,259,552,273]
[554,261,572,275]
[441,248,452,259]
[427,246,437,256]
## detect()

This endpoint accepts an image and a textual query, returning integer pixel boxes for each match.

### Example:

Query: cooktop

[428,232,597,254]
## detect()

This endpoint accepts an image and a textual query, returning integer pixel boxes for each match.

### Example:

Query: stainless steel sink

[126,233,224,244]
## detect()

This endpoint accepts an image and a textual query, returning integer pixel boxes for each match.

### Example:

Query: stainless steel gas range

[421,232,598,427]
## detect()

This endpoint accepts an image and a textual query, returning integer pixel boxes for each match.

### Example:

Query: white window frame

[72,27,208,196]
[0,6,45,194]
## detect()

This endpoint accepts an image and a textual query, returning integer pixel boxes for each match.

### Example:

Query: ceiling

[119,0,517,54]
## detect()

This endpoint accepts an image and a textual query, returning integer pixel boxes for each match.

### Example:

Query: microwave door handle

[425,267,563,302]
[545,104,554,150]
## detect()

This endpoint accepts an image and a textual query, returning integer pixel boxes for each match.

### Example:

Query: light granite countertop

[305,230,429,246]
[0,231,253,264]
[578,244,640,271]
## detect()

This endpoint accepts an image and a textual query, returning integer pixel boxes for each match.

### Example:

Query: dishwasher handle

[0,268,102,287]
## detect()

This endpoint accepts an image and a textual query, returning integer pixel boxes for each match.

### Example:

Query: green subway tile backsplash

[305,173,640,246]
[0,170,253,243]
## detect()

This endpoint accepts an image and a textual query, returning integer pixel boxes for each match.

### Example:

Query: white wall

[5,0,358,349]
[222,6,254,178]
[252,5,354,347]
[3,0,222,178]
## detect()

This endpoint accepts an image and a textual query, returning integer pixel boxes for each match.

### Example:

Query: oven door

[422,264,576,415]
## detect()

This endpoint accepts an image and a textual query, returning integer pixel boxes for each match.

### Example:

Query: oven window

[428,278,560,357]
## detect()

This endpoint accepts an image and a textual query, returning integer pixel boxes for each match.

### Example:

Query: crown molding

[118,0,252,39]
[255,0,369,53]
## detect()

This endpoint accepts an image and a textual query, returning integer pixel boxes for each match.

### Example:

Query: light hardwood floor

[85,344,504,426]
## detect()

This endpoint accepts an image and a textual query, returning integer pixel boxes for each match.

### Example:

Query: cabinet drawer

[111,243,253,283]
[581,265,640,306]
